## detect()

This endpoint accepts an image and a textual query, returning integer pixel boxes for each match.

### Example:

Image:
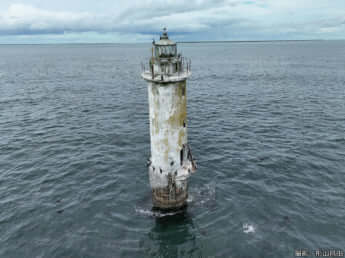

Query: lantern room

[141,27,191,82]
[154,28,177,58]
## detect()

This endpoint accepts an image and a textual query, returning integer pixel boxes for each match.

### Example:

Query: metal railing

[141,56,191,78]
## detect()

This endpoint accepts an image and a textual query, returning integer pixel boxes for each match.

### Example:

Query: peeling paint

[178,129,185,148]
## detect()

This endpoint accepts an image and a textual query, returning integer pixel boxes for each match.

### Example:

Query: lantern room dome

[155,28,176,46]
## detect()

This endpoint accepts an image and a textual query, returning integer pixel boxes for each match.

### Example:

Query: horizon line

[0,38,343,46]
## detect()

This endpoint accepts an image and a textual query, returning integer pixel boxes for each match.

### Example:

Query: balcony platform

[141,71,191,83]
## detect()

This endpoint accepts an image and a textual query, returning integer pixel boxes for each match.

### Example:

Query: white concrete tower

[141,28,196,210]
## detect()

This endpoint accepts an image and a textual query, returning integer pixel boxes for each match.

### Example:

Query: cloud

[0,1,345,42]
[0,2,248,34]
[0,4,103,35]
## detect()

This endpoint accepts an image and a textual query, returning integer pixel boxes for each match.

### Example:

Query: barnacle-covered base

[148,144,196,211]
[151,176,188,210]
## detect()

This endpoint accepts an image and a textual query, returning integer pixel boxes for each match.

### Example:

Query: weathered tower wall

[147,80,195,209]
[142,28,196,210]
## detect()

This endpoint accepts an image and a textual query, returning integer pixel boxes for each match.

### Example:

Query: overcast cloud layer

[0,0,345,43]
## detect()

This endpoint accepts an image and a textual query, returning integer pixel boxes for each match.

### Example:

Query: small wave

[188,183,216,208]
[134,207,184,218]
[243,223,256,234]
[187,195,194,203]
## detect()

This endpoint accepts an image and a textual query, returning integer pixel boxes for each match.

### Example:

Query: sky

[0,0,344,43]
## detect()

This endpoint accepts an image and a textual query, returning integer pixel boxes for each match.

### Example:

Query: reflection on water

[142,211,202,258]
[135,184,218,257]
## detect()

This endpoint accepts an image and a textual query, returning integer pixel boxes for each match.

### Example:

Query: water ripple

[1,42,345,257]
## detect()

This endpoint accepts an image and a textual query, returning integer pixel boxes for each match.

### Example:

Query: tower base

[147,144,196,210]
[152,186,188,210]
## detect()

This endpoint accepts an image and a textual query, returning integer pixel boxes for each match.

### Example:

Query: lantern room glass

[155,45,177,58]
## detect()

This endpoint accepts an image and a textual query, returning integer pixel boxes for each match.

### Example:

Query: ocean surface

[0,41,344,258]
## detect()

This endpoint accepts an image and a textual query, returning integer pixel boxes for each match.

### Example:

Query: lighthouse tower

[141,28,196,210]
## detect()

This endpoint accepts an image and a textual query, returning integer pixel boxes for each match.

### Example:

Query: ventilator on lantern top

[141,28,196,211]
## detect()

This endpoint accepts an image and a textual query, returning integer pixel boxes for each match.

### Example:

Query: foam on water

[134,183,216,218]
[243,223,256,234]
[134,207,185,218]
